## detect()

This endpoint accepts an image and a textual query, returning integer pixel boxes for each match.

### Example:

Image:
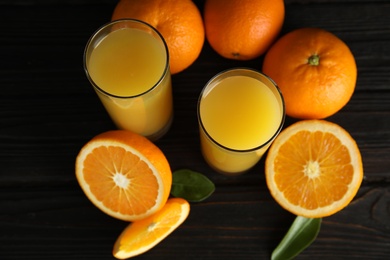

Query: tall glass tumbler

[84,19,173,141]
[198,68,285,175]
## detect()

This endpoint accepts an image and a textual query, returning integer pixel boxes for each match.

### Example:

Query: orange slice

[265,120,363,218]
[113,198,190,259]
[75,130,172,221]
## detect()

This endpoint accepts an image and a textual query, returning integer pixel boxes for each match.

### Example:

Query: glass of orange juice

[197,68,285,175]
[84,19,173,141]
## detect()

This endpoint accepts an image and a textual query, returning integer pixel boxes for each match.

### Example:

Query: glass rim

[197,67,286,153]
[83,18,170,99]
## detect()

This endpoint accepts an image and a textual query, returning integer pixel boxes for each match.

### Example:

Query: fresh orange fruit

[111,0,205,74]
[262,27,357,119]
[113,197,190,259]
[75,130,172,221]
[265,120,363,218]
[203,0,284,60]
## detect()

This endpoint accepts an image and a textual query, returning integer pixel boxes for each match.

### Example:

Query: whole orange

[112,0,205,74]
[262,28,357,119]
[203,0,284,60]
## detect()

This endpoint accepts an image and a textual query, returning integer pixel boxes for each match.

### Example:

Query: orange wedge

[265,120,363,218]
[113,198,190,259]
[75,130,172,221]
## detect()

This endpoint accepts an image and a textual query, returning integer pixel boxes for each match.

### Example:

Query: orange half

[265,120,363,218]
[75,130,172,221]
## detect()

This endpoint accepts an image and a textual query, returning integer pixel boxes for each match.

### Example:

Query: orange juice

[84,20,173,140]
[198,68,285,174]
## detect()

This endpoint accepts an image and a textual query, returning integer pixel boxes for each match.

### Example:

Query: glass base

[145,113,173,142]
[201,149,255,176]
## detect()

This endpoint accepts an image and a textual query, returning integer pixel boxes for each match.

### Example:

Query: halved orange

[265,120,363,218]
[75,130,172,221]
[113,198,190,259]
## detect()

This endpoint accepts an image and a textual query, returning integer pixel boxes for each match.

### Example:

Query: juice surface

[200,76,282,150]
[88,28,166,96]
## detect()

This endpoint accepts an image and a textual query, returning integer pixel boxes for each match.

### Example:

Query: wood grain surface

[1,0,389,259]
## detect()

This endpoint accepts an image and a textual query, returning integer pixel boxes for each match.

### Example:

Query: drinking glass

[84,19,173,141]
[197,68,285,175]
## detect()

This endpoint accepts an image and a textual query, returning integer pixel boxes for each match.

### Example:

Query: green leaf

[272,216,322,260]
[171,169,215,202]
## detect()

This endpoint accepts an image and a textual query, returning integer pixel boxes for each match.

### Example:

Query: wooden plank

[0,0,389,259]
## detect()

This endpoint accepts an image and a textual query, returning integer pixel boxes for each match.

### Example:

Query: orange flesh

[274,130,353,210]
[83,145,158,215]
[119,201,182,251]
[113,198,190,259]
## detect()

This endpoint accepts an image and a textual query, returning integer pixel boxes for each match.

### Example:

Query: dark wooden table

[1,0,390,259]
